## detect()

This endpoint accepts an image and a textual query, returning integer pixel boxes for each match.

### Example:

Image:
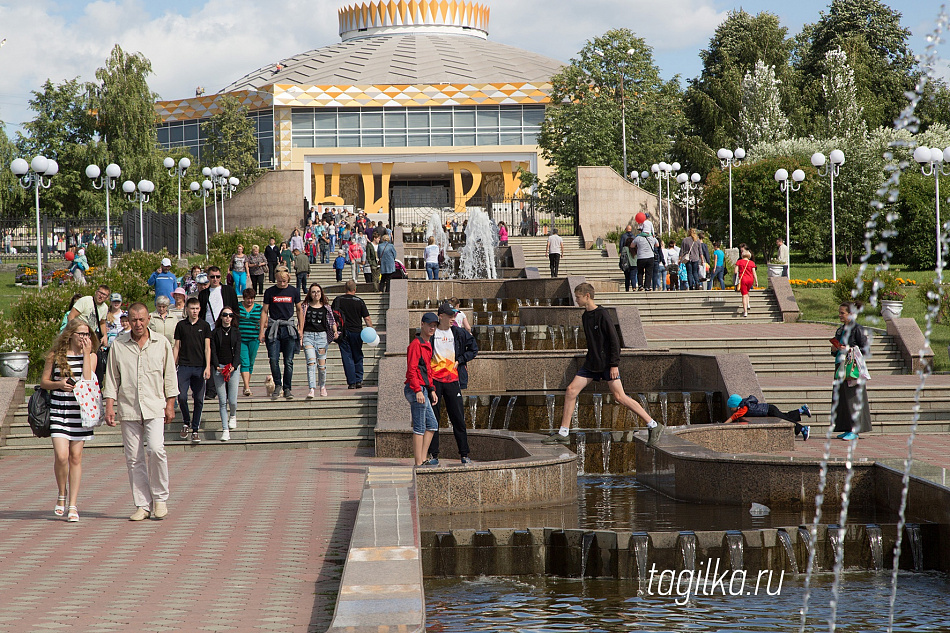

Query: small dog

[264,375,276,397]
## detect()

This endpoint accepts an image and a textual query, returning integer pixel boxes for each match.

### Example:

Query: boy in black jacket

[544,283,665,447]
[425,302,479,466]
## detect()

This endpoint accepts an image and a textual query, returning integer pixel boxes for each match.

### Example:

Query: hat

[172,287,187,296]
[161,257,172,267]
[421,312,439,324]
[196,273,209,284]
[437,301,458,316]
[110,293,122,302]
[726,394,742,408]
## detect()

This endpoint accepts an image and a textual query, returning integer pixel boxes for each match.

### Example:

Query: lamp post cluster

[85,163,122,268]
[811,149,845,281]
[164,156,192,261]
[10,156,58,289]
[717,147,745,249]
[651,161,679,233]
[774,168,806,279]
[677,172,701,229]
[913,146,950,270]
[202,166,239,234]
[123,179,155,251]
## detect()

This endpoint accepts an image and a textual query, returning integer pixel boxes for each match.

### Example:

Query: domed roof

[220,33,563,93]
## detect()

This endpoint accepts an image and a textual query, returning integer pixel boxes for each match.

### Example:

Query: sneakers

[800,404,812,418]
[152,501,168,520]
[836,432,849,439]
[306,389,315,400]
[647,423,666,447]
[271,391,281,401]
[355,382,363,389]
[180,424,190,440]
[460,456,473,465]
[840,432,858,441]
[221,428,230,442]
[347,384,357,389]
[191,432,201,443]
[129,507,150,521]
[320,387,328,397]
[542,432,570,445]
[228,416,237,429]
[801,426,810,442]
[420,457,439,467]
[285,392,294,400]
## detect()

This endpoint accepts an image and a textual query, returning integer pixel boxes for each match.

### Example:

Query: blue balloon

[360,327,378,344]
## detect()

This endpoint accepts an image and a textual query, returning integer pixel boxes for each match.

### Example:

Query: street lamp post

[717,147,745,249]
[124,179,155,251]
[677,172,701,229]
[594,48,636,180]
[811,149,845,281]
[651,164,664,231]
[190,179,213,254]
[913,146,950,270]
[663,162,679,230]
[164,156,191,261]
[632,170,657,231]
[86,163,121,268]
[774,168,805,279]
[201,167,218,232]
[10,156,58,289]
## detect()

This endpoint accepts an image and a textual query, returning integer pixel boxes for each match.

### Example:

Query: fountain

[547,326,557,350]
[777,529,799,574]
[520,326,527,351]
[828,524,843,568]
[592,393,603,429]
[488,325,495,351]
[575,432,586,475]
[705,391,715,424]
[503,396,518,430]
[572,326,580,349]
[678,532,697,572]
[867,525,884,571]
[546,395,556,432]
[637,394,650,425]
[682,392,692,425]
[571,400,579,429]
[468,395,478,430]
[458,208,498,279]
[580,532,594,578]
[503,327,513,351]
[496,298,503,313]
[658,392,668,426]
[906,524,923,572]
[601,431,611,473]
[725,531,744,571]
[631,533,650,582]
[487,396,502,430]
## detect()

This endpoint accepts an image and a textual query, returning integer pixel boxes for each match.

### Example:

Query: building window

[157,109,275,169]
[289,104,544,148]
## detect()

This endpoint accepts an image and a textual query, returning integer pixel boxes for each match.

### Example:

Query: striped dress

[49,354,93,442]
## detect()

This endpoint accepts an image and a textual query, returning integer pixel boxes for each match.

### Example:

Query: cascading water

[501,311,508,326]
[658,392,668,426]
[580,532,595,578]
[631,533,650,583]
[575,431,586,475]
[559,325,567,349]
[487,396,502,430]
[678,532,697,572]
[705,391,715,424]
[572,326,580,349]
[496,298,503,313]
[488,325,495,351]
[725,531,744,571]
[637,394,650,425]
[458,208,498,279]
[503,396,518,430]
[828,525,843,568]
[601,431,611,474]
[798,526,814,570]
[905,524,923,572]
[425,211,453,278]
[683,392,692,425]
[867,525,884,571]
[546,394,556,432]
[592,393,603,429]
[520,326,527,351]
[547,326,557,350]
[571,400,579,429]
[778,529,799,575]
[503,327,513,351]
[468,396,478,430]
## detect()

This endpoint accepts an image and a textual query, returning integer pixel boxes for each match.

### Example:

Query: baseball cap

[161,257,172,267]
[110,293,122,302]
[421,312,439,324]
[727,394,742,408]
[437,302,458,316]
[196,273,209,284]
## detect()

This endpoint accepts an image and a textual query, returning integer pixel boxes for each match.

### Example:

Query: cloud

[0,0,726,134]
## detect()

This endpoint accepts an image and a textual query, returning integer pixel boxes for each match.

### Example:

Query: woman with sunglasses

[40,319,100,522]
[210,308,242,441]
[301,282,338,399]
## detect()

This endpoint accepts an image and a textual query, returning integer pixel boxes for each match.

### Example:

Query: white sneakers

[221,428,230,442]
[228,416,237,429]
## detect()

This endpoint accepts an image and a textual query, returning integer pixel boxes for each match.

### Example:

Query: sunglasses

[221,313,234,318]
[209,275,222,279]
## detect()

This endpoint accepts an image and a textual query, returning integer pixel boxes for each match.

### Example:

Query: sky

[0,0,945,138]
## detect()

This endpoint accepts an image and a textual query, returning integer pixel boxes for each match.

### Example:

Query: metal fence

[0,217,125,262]
[123,209,202,255]
[390,193,578,236]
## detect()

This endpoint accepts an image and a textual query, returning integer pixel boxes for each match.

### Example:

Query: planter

[767,264,786,277]
[881,300,904,320]
[0,351,29,379]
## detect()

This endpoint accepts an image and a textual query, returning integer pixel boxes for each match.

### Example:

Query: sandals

[54,495,67,517]
[67,506,79,522]
[243,388,252,397]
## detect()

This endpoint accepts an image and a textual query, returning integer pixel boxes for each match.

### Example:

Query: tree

[821,48,867,139]
[738,60,790,148]
[683,10,795,172]
[200,95,260,183]
[0,124,27,216]
[537,29,685,195]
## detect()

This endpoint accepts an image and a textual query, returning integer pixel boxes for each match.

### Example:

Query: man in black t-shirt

[173,297,211,443]
[260,271,302,400]
[331,280,373,389]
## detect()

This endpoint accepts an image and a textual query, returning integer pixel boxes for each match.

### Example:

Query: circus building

[154,1,563,220]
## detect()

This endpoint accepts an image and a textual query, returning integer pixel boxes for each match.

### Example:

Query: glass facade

[157,109,275,168]
[290,105,544,148]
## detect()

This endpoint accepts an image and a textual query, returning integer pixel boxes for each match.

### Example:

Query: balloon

[635,212,647,224]
[360,327,378,344]
[366,334,380,347]
[64,252,75,261]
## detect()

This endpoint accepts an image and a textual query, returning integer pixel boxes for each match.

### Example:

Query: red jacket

[405,336,434,392]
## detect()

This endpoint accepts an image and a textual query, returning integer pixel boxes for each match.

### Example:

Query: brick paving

[0,447,402,633]
[766,432,950,471]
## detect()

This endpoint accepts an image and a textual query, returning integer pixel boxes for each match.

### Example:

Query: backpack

[619,248,631,272]
[27,383,52,438]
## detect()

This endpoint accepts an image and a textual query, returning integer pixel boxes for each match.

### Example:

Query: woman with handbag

[831,302,872,440]
[211,308,242,441]
[41,319,100,522]
[733,250,757,317]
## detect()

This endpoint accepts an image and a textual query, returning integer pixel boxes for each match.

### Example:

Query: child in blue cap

[724,394,812,441]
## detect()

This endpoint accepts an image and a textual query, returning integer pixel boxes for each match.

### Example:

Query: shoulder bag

[27,364,55,438]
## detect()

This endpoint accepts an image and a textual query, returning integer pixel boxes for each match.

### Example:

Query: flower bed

[15,264,95,286]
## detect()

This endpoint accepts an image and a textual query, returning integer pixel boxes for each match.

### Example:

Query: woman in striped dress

[238,287,263,397]
[40,319,99,522]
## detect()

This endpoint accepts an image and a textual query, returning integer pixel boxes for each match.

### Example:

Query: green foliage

[207,226,283,271]
[916,280,950,324]
[84,244,107,268]
[9,284,80,380]
[88,266,153,307]
[114,248,187,283]
[0,126,26,215]
[537,28,686,195]
[831,267,900,308]
[891,171,950,270]
[201,95,260,184]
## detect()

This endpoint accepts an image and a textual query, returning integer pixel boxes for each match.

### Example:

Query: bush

[87,267,154,307]
[85,244,107,268]
[9,283,82,381]
[917,280,950,323]
[207,226,283,271]
[832,268,902,308]
[115,248,188,282]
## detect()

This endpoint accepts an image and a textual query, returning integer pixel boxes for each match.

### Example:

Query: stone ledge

[768,276,800,322]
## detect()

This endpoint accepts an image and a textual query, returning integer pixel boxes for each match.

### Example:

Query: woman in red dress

[734,249,758,317]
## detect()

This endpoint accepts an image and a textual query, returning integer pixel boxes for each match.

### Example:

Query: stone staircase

[508,235,619,280]
[598,289,782,324]
[0,261,389,455]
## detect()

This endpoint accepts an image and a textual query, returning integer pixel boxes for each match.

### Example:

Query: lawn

[786,258,950,371]
[0,271,26,314]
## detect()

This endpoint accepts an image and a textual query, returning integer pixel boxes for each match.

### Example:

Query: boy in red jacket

[405,312,440,466]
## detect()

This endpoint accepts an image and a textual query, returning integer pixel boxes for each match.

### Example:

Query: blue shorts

[577,367,617,381]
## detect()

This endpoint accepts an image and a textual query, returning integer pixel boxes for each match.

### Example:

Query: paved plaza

[0,446,402,633]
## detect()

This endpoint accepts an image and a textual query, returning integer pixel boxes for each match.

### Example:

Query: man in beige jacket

[103,302,179,521]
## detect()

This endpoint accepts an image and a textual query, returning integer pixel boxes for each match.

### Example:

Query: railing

[391,194,578,237]
[0,217,124,262]
[122,209,202,255]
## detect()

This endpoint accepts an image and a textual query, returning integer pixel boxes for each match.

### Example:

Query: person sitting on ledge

[724,393,811,441]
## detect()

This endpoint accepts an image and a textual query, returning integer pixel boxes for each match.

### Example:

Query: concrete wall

[217,170,306,236]
[577,166,685,247]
